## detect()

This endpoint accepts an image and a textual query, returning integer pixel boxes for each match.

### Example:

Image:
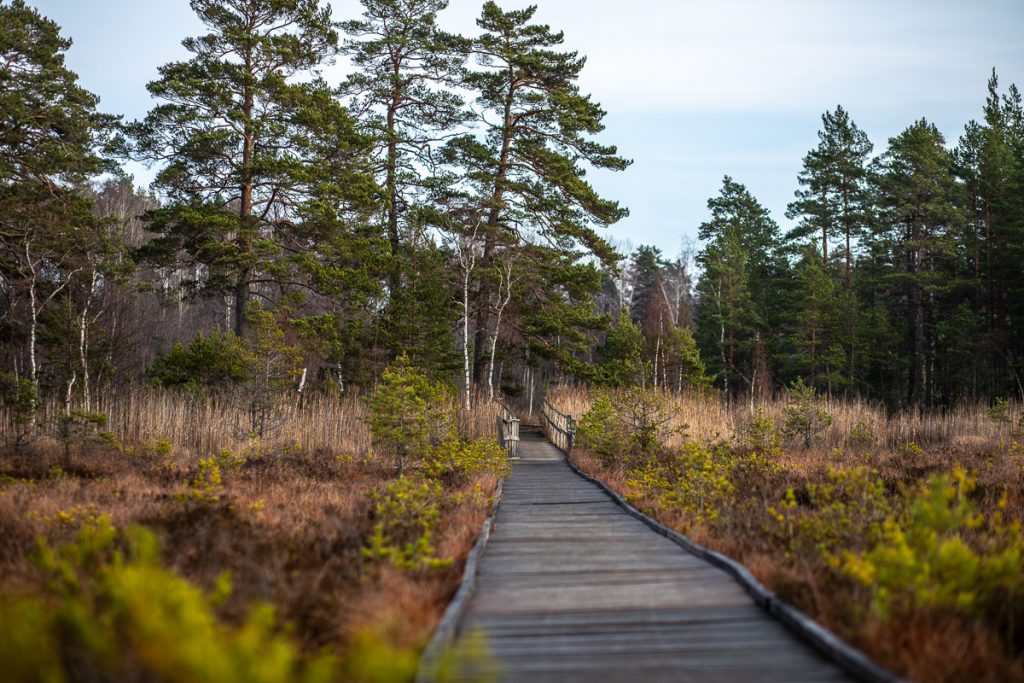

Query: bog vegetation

[557,386,1024,682]
[2,0,1024,681]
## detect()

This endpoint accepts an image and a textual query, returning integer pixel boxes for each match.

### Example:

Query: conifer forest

[1,1,1023,682]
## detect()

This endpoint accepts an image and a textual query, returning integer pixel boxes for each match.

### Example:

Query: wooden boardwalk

[445,429,859,682]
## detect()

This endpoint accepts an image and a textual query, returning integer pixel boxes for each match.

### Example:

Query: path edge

[415,477,504,682]
[563,456,905,683]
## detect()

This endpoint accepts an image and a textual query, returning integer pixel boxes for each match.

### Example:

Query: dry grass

[549,385,1021,452]
[0,385,507,677]
[553,385,1024,683]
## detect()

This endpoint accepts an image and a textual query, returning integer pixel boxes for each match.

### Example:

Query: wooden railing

[497,403,520,460]
[540,398,576,453]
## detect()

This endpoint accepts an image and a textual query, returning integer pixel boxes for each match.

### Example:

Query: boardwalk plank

[445,430,859,682]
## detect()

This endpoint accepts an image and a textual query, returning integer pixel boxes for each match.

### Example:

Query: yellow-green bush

[627,442,734,526]
[842,467,1024,619]
[181,458,225,503]
[425,434,509,481]
[0,515,338,683]
[364,477,451,570]
[770,466,892,564]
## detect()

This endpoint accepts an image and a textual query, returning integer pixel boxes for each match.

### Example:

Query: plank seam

[562,455,905,683]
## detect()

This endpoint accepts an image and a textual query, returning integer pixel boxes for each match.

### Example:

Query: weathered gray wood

[435,429,876,682]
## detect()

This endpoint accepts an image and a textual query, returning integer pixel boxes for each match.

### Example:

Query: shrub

[366,355,452,476]
[988,397,1011,424]
[181,458,225,504]
[744,408,781,454]
[899,441,924,458]
[364,477,451,571]
[148,329,253,389]
[425,434,509,481]
[0,373,40,445]
[0,516,338,683]
[575,388,682,465]
[769,466,892,564]
[56,409,108,456]
[781,378,833,448]
[574,394,626,465]
[842,467,1024,619]
[849,420,874,451]
[628,441,734,527]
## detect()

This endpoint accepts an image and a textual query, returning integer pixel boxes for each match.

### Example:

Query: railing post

[567,416,575,453]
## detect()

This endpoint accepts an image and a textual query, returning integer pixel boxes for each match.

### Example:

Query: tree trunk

[236,52,255,338]
[473,71,516,383]
[386,83,401,291]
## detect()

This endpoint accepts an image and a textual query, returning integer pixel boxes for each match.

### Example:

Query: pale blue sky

[33,0,1024,256]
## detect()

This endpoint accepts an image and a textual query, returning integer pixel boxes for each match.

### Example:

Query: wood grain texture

[442,430,860,682]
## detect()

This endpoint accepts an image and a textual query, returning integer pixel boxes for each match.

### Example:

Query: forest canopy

[1,0,1022,412]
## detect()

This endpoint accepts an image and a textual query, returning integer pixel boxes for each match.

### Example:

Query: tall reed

[548,386,1018,452]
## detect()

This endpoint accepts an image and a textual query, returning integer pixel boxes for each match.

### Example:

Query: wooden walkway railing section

[497,403,520,460]
[540,398,575,453]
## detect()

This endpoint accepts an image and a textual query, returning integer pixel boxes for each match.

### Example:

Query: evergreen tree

[597,309,644,387]
[786,106,873,286]
[788,247,848,393]
[628,245,667,326]
[954,70,1024,395]
[696,230,759,399]
[696,177,783,399]
[872,119,964,405]
[442,1,630,383]
[341,0,468,287]
[128,0,348,338]
[0,1,114,392]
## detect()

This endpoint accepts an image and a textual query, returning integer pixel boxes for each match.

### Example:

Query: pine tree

[442,1,630,383]
[696,177,783,400]
[128,0,345,338]
[696,230,759,400]
[786,106,873,287]
[341,0,468,288]
[872,119,964,406]
[0,1,114,392]
[598,309,644,387]
[788,247,847,393]
[628,245,668,327]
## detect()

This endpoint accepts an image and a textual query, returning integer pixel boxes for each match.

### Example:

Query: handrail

[496,403,520,460]
[540,398,576,453]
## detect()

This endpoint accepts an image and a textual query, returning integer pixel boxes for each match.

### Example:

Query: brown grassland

[550,386,1024,683]
[0,386,505,682]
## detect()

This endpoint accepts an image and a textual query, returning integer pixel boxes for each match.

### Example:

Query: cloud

[437,0,1023,113]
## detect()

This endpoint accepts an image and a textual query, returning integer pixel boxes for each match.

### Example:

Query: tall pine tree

[128,0,348,337]
[441,1,630,383]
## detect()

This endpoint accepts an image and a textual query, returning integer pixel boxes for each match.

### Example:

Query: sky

[33,0,1024,257]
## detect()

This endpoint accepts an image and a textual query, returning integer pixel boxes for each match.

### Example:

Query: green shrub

[769,466,892,564]
[0,515,338,683]
[148,329,253,389]
[180,458,224,504]
[366,355,453,476]
[0,373,40,445]
[781,378,833,448]
[627,441,734,526]
[574,394,625,464]
[988,397,1011,424]
[849,420,874,451]
[576,388,682,465]
[364,477,451,571]
[425,434,509,481]
[744,408,781,454]
[842,467,1024,619]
